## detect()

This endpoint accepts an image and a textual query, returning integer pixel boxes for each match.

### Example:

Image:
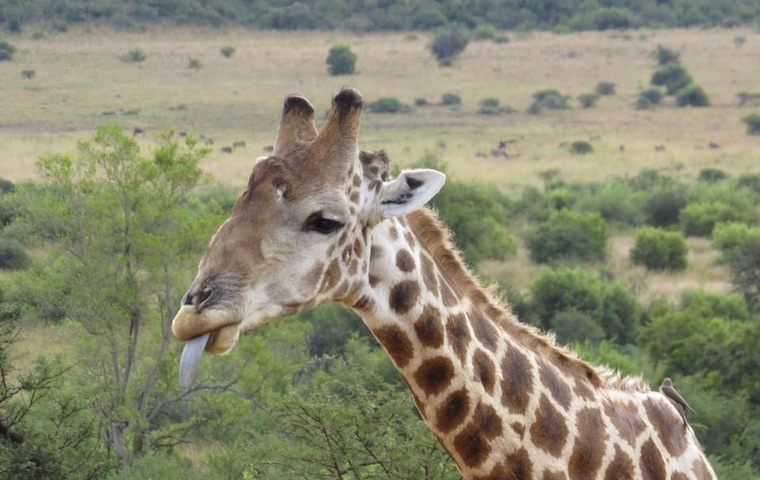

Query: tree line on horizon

[0,0,758,33]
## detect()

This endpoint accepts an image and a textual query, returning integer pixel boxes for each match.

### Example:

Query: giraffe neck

[343,208,716,480]
[345,209,600,476]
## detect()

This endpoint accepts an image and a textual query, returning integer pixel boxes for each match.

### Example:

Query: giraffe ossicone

[172,88,717,480]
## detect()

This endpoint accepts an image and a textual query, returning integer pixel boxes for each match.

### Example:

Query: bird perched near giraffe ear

[660,377,694,426]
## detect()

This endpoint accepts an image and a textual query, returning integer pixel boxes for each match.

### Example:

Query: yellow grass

[1,26,759,189]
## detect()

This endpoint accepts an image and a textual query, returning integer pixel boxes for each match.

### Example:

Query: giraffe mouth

[172,304,243,387]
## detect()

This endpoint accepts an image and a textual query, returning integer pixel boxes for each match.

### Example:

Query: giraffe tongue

[179,332,211,388]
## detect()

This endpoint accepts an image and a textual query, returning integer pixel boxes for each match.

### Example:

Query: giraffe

[172,88,717,480]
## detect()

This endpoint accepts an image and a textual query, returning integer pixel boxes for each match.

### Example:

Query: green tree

[651,63,693,95]
[712,223,760,309]
[630,227,688,271]
[526,210,609,263]
[676,83,710,107]
[9,126,229,468]
[326,43,357,76]
[0,40,16,61]
[429,27,469,67]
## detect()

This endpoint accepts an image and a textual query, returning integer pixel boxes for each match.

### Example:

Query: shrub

[414,97,428,107]
[429,28,469,66]
[736,173,760,193]
[121,48,147,63]
[441,93,461,106]
[595,81,616,96]
[644,186,688,227]
[652,45,681,66]
[21,69,35,79]
[630,227,688,271]
[368,97,407,113]
[590,7,636,30]
[473,24,497,40]
[326,43,357,76]
[676,83,710,107]
[578,92,600,108]
[698,168,729,183]
[574,182,645,226]
[428,180,516,265]
[477,97,513,114]
[528,89,570,113]
[569,140,593,154]
[741,113,760,135]
[526,210,609,263]
[0,237,31,270]
[529,267,642,343]
[219,46,236,58]
[651,63,693,95]
[680,202,740,237]
[0,40,17,61]
[638,88,663,106]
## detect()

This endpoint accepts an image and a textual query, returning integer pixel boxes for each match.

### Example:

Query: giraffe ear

[378,169,446,217]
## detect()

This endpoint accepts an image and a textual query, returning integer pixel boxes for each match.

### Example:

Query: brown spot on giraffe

[320,259,341,292]
[640,438,666,480]
[568,407,606,480]
[453,422,491,469]
[389,280,420,315]
[474,448,533,480]
[603,399,643,447]
[414,304,444,348]
[435,388,469,434]
[446,313,471,364]
[471,311,498,352]
[539,361,572,410]
[643,397,688,457]
[511,422,525,438]
[530,394,568,457]
[419,253,440,296]
[395,249,416,272]
[472,348,496,395]
[374,325,413,368]
[693,457,714,480]
[672,472,690,480]
[501,345,533,414]
[414,356,455,396]
[603,445,635,480]
[472,401,502,439]
[439,274,458,307]
[353,238,363,256]
[352,295,375,311]
[542,470,568,480]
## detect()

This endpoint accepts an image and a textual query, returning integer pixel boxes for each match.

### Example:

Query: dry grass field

[1,25,759,190]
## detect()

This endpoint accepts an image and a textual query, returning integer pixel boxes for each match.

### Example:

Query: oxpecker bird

[660,377,694,425]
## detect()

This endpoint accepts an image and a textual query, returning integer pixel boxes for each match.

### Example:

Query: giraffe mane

[406,207,651,393]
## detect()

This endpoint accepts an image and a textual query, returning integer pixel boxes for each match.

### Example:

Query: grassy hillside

[1,26,759,189]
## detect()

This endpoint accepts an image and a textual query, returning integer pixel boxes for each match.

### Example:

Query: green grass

[1,25,758,189]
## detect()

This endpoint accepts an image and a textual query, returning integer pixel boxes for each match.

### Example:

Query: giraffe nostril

[183,287,213,310]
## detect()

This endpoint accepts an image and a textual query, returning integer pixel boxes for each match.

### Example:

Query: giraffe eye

[303,214,344,235]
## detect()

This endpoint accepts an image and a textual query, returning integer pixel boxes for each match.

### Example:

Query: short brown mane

[406,207,650,393]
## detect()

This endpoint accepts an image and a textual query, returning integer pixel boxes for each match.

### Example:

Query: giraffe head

[172,88,445,357]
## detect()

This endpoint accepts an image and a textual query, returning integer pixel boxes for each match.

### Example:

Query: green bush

[525,210,608,263]
[0,237,31,270]
[644,186,688,227]
[0,40,16,61]
[326,43,357,76]
[652,45,681,66]
[574,182,645,226]
[680,289,749,322]
[121,47,146,63]
[569,140,593,154]
[636,88,663,109]
[680,202,740,237]
[528,89,570,113]
[651,63,693,95]
[368,97,407,113]
[529,267,642,343]
[698,168,729,183]
[676,83,710,107]
[219,45,236,58]
[630,227,688,271]
[737,173,760,193]
[429,27,469,66]
[590,7,636,30]
[441,92,461,106]
[741,113,760,135]
[578,92,600,108]
[594,81,616,95]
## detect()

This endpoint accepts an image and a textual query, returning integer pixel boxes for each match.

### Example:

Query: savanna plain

[2,26,757,297]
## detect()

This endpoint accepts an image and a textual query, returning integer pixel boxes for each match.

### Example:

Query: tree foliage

[428,27,469,66]
[630,227,688,271]
[326,43,357,76]
[526,210,609,263]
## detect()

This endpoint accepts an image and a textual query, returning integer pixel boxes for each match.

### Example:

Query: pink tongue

[179,333,210,388]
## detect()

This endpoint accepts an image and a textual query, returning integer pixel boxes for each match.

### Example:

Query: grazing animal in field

[132,127,144,136]
[232,141,247,149]
[655,144,666,152]
[173,88,717,480]
[221,146,232,153]
[708,142,720,149]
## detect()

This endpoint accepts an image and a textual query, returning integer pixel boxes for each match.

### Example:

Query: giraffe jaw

[172,304,243,354]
